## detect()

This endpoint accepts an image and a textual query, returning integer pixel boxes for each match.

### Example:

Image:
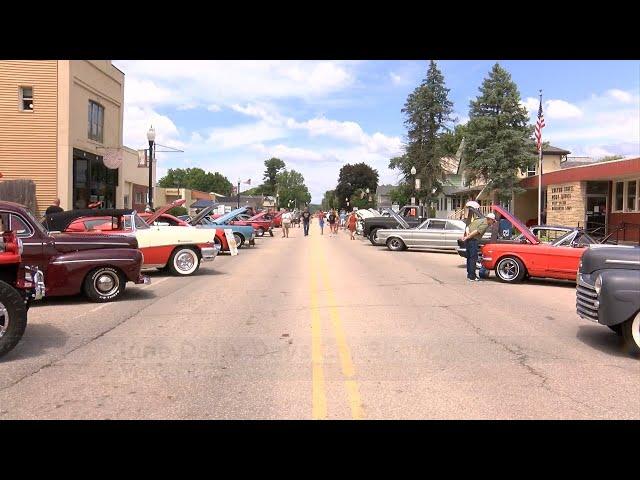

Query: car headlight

[594,275,602,295]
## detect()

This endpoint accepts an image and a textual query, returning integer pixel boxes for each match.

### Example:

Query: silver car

[376,213,467,251]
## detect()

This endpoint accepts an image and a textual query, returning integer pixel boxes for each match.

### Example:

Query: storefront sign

[224,228,238,256]
[550,185,574,211]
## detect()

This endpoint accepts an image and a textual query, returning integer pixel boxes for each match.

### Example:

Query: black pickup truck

[577,245,640,354]
[363,205,429,245]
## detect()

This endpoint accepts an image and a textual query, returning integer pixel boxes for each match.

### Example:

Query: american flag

[243,179,251,185]
[535,98,545,152]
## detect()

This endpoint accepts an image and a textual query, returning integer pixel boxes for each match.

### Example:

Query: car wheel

[495,256,526,283]
[83,267,126,302]
[269,230,274,237]
[0,280,28,358]
[234,233,245,249]
[369,229,383,246]
[214,236,222,249]
[608,324,623,336]
[168,247,200,276]
[256,227,265,237]
[620,311,640,355]
[386,237,406,251]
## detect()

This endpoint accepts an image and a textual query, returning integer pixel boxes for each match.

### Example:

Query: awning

[190,199,217,209]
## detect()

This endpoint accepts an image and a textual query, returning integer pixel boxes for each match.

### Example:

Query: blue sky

[113,60,639,203]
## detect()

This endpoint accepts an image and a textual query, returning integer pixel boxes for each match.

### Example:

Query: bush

[167,206,188,217]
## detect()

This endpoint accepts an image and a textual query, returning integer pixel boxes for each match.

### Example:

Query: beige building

[0,60,155,215]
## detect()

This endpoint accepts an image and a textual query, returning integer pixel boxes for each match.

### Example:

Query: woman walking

[328,209,337,235]
[317,210,325,235]
[347,210,357,240]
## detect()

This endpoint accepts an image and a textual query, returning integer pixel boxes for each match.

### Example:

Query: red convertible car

[261,211,283,228]
[479,205,588,283]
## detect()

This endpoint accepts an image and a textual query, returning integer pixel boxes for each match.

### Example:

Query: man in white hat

[461,212,496,281]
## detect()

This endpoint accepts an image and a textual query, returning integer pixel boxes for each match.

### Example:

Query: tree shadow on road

[2,323,68,362]
[575,325,636,358]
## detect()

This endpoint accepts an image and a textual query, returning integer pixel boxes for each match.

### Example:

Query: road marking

[316,228,366,420]
[143,276,170,289]
[309,246,327,420]
[89,303,110,313]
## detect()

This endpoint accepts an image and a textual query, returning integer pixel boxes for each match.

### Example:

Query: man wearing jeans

[461,213,496,282]
[301,207,311,236]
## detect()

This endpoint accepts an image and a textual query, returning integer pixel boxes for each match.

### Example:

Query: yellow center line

[316,227,366,420]
[309,244,327,420]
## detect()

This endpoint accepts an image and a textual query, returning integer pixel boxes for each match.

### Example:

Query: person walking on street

[339,210,346,229]
[347,210,357,240]
[328,209,337,235]
[461,212,496,281]
[45,198,64,215]
[317,210,325,235]
[301,207,311,236]
[281,209,292,238]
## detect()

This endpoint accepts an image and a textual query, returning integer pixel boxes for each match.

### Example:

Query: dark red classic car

[0,230,45,357]
[227,211,274,237]
[0,201,148,302]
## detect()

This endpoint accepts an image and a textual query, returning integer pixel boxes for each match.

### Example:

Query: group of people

[280,207,358,239]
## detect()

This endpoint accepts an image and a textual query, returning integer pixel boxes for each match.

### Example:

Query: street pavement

[1,221,638,419]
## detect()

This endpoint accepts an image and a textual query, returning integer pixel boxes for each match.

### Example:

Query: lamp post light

[146,126,156,211]
[345,197,349,208]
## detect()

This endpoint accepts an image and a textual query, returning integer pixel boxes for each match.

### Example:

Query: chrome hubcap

[176,251,196,271]
[94,272,118,295]
[391,239,401,249]
[0,302,8,339]
[234,235,242,246]
[498,260,518,280]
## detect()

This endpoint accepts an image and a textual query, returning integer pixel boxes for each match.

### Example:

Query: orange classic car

[479,205,593,283]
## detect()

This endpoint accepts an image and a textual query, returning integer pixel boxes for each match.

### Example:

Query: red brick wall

[608,212,640,242]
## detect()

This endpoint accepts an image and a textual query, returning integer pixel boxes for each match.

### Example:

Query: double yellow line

[309,227,365,419]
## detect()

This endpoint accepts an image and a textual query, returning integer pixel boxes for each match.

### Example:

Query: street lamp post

[410,166,417,205]
[237,179,241,208]
[147,126,156,211]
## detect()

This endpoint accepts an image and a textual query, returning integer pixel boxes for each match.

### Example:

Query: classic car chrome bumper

[201,246,218,261]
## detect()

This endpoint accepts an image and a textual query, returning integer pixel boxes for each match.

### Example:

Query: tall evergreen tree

[462,63,536,200]
[389,60,455,202]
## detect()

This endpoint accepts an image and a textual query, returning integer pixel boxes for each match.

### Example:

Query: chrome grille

[576,278,598,322]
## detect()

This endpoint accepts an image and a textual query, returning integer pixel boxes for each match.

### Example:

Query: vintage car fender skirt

[0,280,28,358]
[170,248,199,276]
[621,311,640,355]
[495,256,526,283]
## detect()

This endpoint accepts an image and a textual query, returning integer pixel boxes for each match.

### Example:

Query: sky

[113,60,640,203]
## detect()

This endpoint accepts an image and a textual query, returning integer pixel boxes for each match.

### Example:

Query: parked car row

[360,204,640,355]
[0,199,282,358]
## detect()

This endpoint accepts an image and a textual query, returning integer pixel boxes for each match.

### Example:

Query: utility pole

[237,179,241,209]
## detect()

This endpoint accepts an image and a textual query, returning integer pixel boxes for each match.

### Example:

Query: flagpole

[537,89,543,226]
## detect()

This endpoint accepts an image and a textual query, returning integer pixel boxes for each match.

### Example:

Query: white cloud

[114,60,355,108]
[607,89,633,103]
[390,72,403,85]
[207,104,221,112]
[177,103,198,111]
[545,99,583,119]
[203,122,287,150]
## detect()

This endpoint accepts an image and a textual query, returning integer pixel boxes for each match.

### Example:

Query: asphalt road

[1,221,638,419]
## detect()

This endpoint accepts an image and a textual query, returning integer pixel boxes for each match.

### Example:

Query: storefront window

[614,181,624,211]
[627,180,637,211]
[72,149,118,209]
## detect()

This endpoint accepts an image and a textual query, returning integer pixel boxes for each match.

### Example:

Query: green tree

[158,168,233,196]
[389,184,412,207]
[335,163,379,209]
[600,155,624,162]
[462,63,536,200]
[389,60,455,204]
[262,157,286,195]
[321,190,338,210]
[276,169,311,208]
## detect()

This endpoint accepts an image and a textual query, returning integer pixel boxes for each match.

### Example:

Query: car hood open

[145,199,186,225]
